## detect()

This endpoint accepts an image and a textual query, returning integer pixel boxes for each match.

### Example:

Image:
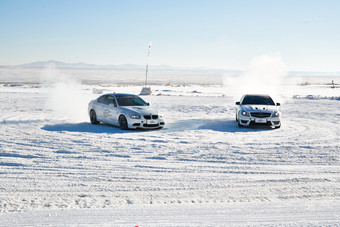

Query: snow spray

[223,54,287,103]
[41,63,89,122]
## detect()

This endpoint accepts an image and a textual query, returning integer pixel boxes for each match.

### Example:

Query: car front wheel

[238,119,243,128]
[119,115,128,130]
[90,110,100,125]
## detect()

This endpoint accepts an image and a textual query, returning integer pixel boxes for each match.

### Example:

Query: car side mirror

[146,103,150,106]
[276,103,281,106]
[235,102,240,105]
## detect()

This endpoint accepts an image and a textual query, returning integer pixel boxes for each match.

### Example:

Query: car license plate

[255,118,267,123]
[146,120,157,125]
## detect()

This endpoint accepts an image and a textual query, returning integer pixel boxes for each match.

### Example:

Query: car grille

[144,115,158,120]
[249,121,272,126]
[250,112,271,118]
[143,123,160,127]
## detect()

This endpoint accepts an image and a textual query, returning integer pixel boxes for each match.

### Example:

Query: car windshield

[116,95,148,106]
[241,95,275,105]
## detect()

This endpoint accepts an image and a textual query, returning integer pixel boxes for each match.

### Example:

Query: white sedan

[235,94,281,128]
[88,93,165,130]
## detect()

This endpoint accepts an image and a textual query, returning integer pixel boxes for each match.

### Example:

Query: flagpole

[140,42,152,95]
[145,63,149,87]
[145,42,152,87]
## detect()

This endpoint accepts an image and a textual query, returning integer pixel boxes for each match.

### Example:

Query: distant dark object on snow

[140,87,152,95]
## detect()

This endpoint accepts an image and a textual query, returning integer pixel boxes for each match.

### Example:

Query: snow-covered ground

[0,70,339,226]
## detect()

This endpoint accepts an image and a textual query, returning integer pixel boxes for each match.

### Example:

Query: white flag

[147,41,152,59]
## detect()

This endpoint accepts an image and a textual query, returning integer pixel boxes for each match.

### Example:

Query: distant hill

[6,60,235,73]
[2,60,339,77]
[15,60,145,70]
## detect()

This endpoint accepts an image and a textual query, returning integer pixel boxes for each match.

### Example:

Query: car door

[106,95,119,125]
[96,95,110,122]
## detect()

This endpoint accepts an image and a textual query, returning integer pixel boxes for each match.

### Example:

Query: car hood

[120,106,159,115]
[242,105,279,113]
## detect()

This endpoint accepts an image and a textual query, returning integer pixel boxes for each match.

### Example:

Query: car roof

[102,93,138,97]
[244,94,269,97]
[243,94,271,97]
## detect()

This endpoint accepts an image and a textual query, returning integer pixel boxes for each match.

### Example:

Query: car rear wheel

[119,115,128,130]
[90,110,100,125]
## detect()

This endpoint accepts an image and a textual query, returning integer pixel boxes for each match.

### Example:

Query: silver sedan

[235,94,281,128]
[88,93,165,130]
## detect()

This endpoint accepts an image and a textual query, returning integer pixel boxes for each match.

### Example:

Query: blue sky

[1,0,339,71]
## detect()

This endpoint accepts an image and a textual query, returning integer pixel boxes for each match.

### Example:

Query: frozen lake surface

[0,74,339,225]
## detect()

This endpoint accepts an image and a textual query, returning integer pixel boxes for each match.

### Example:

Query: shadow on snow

[168,119,276,133]
[42,122,143,134]
[199,119,275,132]
[42,119,276,134]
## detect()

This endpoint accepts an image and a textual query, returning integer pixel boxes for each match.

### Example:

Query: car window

[116,95,148,106]
[241,95,275,105]
[97,95,108,104]
[107,96,116,106]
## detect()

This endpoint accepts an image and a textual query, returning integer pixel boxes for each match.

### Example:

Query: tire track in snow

[0,86,339,212]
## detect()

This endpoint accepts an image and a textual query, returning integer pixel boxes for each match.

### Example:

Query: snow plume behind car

[223,54,287,102]
[40,64,90,122]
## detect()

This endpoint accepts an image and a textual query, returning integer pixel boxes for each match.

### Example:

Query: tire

[90,110,100,125]
[119,115,128,130]
[238,119,243,128]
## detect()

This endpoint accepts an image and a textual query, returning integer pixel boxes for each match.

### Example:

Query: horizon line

[1,60,340,74]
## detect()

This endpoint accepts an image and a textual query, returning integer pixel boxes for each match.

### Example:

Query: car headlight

[272,112,280,117]
[159,114,164,119]
[130,115,141,119]
[241,111,250,116]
